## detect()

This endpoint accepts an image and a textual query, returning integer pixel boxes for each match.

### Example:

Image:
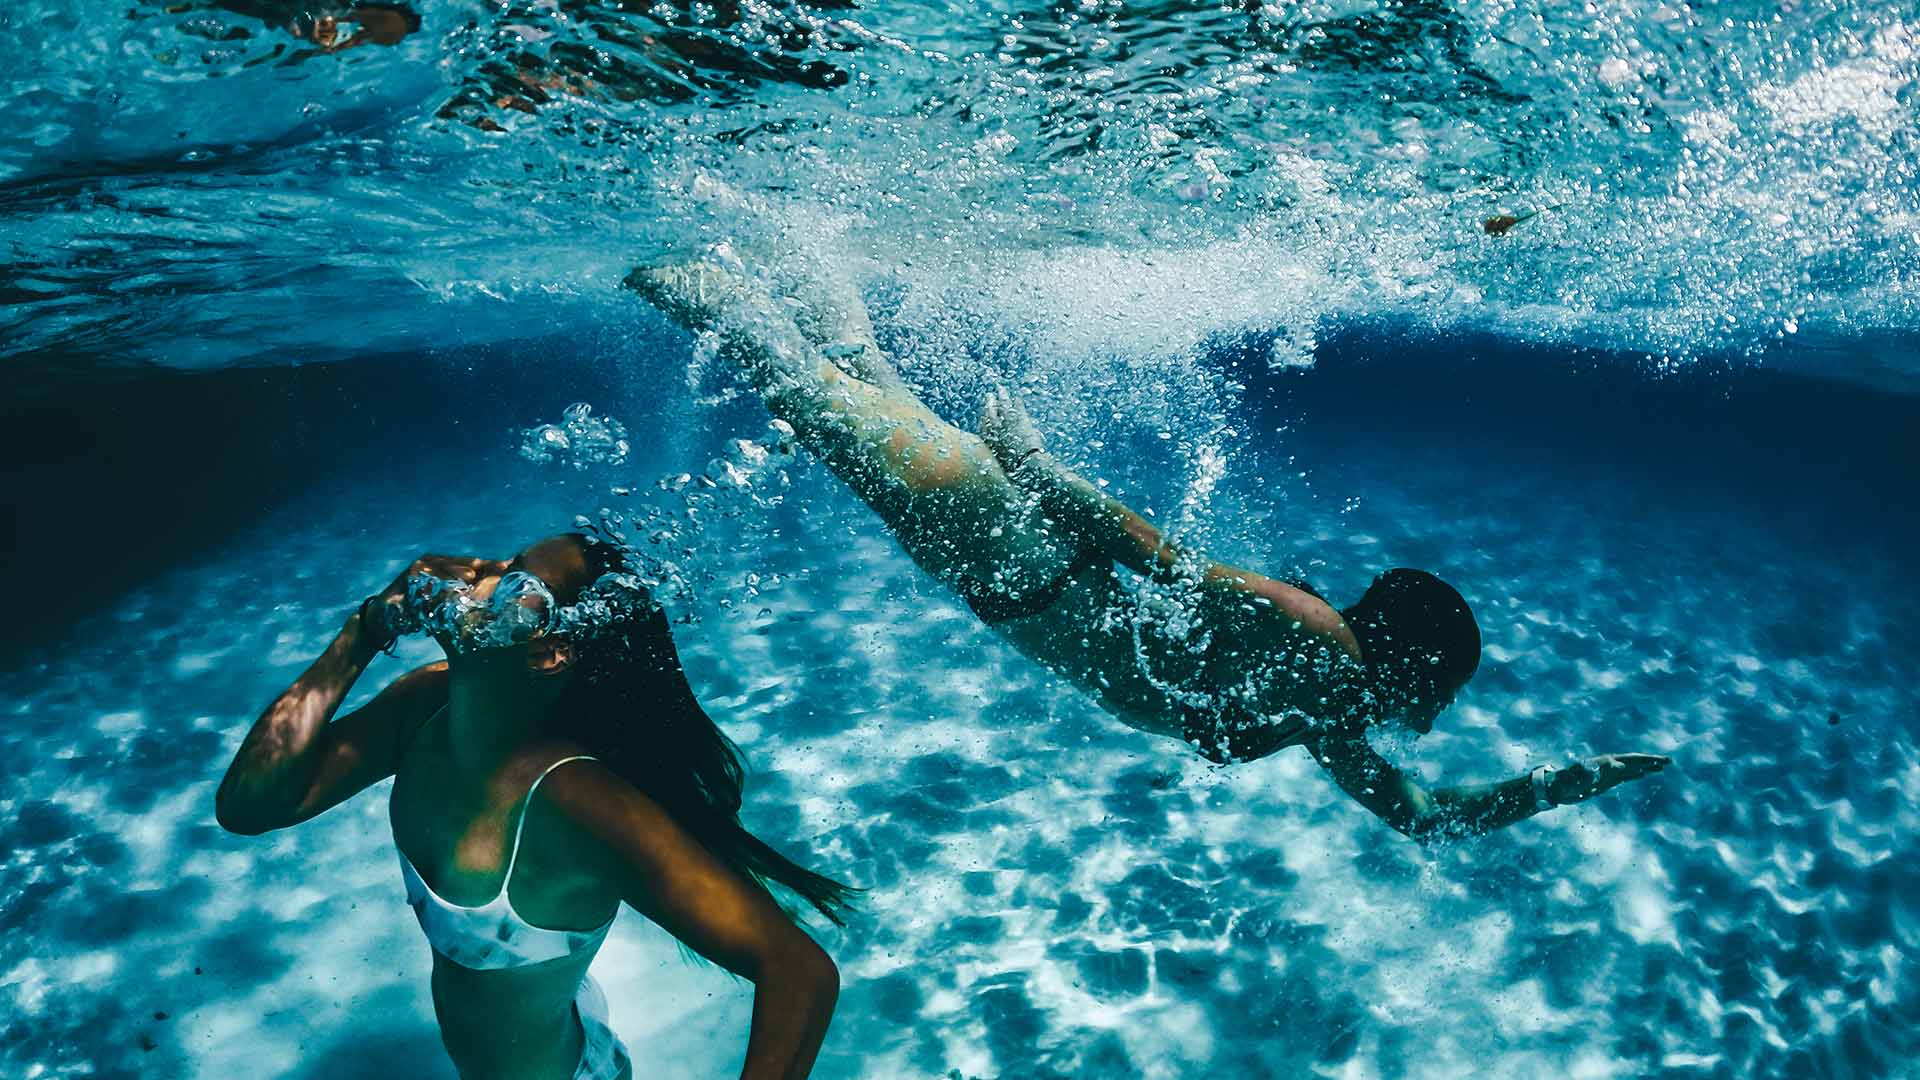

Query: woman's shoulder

[519,750,629,811]
[520,754,679,854]
[518,753,705,893]
[385,660,452,698]
[385,662,452,754]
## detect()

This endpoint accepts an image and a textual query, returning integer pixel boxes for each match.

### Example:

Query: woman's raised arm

[214,616,446,835]
[214,552,499,834]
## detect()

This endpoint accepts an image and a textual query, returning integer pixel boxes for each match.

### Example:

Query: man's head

[1341,568,1481,734]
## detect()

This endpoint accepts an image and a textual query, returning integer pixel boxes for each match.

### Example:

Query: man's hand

[978,388,1046,473]
[1548,753,1671,806]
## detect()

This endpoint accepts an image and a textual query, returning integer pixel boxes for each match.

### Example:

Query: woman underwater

[216,533,851,1079]
[632,255,1670,843]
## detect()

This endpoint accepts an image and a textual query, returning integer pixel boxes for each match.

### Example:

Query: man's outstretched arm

[1308,733,1670,843]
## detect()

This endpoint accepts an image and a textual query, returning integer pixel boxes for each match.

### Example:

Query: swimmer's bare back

[629,259,1670,842]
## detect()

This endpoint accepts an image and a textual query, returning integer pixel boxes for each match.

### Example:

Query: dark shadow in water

[193,910,302,985]
[1,329,661,657]
[12,320,1913,661]
[285,983,457,1080]
[1231,322,1920,554]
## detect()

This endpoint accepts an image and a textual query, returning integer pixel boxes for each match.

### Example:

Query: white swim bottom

[573,975,633,1080]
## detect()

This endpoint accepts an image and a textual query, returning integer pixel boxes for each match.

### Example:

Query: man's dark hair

[1341,568,1481,710]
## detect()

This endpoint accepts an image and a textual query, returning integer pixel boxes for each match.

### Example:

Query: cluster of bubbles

[518,403,632,470]
[514,398,804,623]
[389,559,658,655]
[584,417,803,616]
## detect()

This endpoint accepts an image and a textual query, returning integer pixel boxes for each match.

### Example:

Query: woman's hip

[571,976,633,1080]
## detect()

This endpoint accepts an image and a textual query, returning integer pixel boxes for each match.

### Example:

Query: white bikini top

[397,749,615,970]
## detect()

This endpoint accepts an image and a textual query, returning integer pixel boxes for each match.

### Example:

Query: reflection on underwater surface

[1,330,1916,1077]
[3,0,1919,378]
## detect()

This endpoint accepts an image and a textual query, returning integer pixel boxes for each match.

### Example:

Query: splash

[600,417,802,614]
[516,395,803,618]
[3,0,1914,383]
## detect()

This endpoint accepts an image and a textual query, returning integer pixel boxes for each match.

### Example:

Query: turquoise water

[4,2,1918,1078]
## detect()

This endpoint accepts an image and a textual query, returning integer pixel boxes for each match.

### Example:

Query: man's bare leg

[631,262,967,503]
[778,271,910,393]
[630,261,1082,596]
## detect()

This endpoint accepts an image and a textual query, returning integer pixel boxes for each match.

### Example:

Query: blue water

[4,2,1919,1078]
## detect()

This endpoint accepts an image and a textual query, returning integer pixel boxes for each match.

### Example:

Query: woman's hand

[1548,753,1671,806]
[978,388,1047,474]
[363,554,510,641]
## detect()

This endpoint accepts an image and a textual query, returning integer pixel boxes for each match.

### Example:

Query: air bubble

[519,403,631,469]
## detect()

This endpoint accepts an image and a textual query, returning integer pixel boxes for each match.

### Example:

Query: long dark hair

[549,539,858,926]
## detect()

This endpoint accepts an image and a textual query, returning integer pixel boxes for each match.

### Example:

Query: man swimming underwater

[629,255,1669,842]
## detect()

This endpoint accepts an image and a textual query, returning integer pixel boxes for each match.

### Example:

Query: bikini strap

[502,754,599,879]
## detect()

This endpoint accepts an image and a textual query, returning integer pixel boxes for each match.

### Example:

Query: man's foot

[627,252,904,390]
[774,271,913,391]
[626,256,838,396]
[779,271,875,348]
[977,387,1046,474]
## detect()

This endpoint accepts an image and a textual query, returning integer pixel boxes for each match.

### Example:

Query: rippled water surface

[3,0,1918,1078]
[6,0,1919,375]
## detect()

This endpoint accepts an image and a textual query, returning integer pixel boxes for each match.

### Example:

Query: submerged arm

[549,764,840,1080]
[214,611,444,834]
[214,553,496,834]
[1308,733,1670,843]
